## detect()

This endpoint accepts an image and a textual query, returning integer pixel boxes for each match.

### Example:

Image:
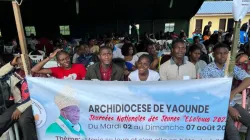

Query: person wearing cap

[46,86,86,138]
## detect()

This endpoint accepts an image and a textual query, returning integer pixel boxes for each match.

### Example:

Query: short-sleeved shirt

[159,58,196,80]
[195,60,207,73]
[50,64,86,80]
[200,62,250,80]
[129,69,160,81]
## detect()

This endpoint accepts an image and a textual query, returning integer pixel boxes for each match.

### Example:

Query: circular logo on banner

[31,98,47,128]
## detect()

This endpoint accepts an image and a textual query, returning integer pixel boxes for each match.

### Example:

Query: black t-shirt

[203,25,211,36]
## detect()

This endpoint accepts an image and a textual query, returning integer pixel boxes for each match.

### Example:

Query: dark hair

[179,32,185,39]
[212,43,229,52]
[146,42,155,49]
[209,34,219,45]
[208,21,212,24]
[121,43,135,56]
[225,33,232,39]
[124,37,131,41]
[138,54,152,64]
[189,44,201,53]
[193,36,200,42]
[56,50,70,60]
[99,46,112,54]
[236,52,248,60]
[172,39,185,48]
[88,37,95,43]
[104,39,112,45]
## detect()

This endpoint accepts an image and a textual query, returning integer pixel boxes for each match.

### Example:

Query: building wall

[188,14,250,38]
[0,19,190,41]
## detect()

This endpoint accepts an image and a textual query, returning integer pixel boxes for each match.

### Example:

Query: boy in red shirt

[31,49,86,80]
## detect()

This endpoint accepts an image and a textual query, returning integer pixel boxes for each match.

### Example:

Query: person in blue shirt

[200,43,250,140]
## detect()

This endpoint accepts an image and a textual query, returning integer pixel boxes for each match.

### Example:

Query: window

[129,24,140,35]
[219,19,226,31]
[227,18,234,32]
[164,23,175,32]
[60,25,70,35]
[0,29,2,37]
[25,26,36,36]
[195,19,203,32]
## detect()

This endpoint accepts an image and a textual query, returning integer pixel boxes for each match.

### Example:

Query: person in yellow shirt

[88,38,99,54]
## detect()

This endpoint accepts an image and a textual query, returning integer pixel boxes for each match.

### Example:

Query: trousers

[0,104,37,140]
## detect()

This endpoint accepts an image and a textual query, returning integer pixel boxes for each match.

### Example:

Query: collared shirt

[159,57,196,80]
[100,65,112,81]
[195,60,207,73]
[200,62,250,80]
[200,62,250,106]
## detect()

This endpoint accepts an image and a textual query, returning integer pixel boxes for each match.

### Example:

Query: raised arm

[31,49,61,74]
[0,57,18,77]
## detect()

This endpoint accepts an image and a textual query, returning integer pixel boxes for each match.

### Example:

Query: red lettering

[161,115,180,122]
[89,114,114,121]
[116,115,146,122]
[213,116,226,122]
[184,115,210,122]
[148,116,158,122]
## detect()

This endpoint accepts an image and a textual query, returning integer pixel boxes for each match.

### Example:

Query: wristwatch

[229,100,236,107]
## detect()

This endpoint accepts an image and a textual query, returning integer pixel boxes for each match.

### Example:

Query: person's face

[62,106,80,125]
[17,57,24,70]
[57,53,71,68]
[137,57,150,74]
[63,40,67,45]
[78,46,85,55]
[195,29,199,33]
[84,47,90,54]
[194,38,199,43]
[128,47,133,55]
[209,23,212,27]
[98,49,113,65]
[147,45,156,55]
[172,42,186,59]
[190,49,201,62]
[237,54,249,63]
[213,48,229,65]
[89,39,95,46]
[106,43,114,50]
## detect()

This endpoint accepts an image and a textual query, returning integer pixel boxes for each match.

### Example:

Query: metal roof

[197,1,250,14]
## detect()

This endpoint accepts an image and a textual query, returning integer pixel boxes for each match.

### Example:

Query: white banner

[27,77,232,140]
[233,0,250,21]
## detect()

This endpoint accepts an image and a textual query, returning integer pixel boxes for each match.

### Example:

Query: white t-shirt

[113,47,124,59]
[72,53,79,63]
[129,69,160,81]
[126,55,139,66]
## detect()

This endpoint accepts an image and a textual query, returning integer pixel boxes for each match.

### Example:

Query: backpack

[0,72,14,115]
